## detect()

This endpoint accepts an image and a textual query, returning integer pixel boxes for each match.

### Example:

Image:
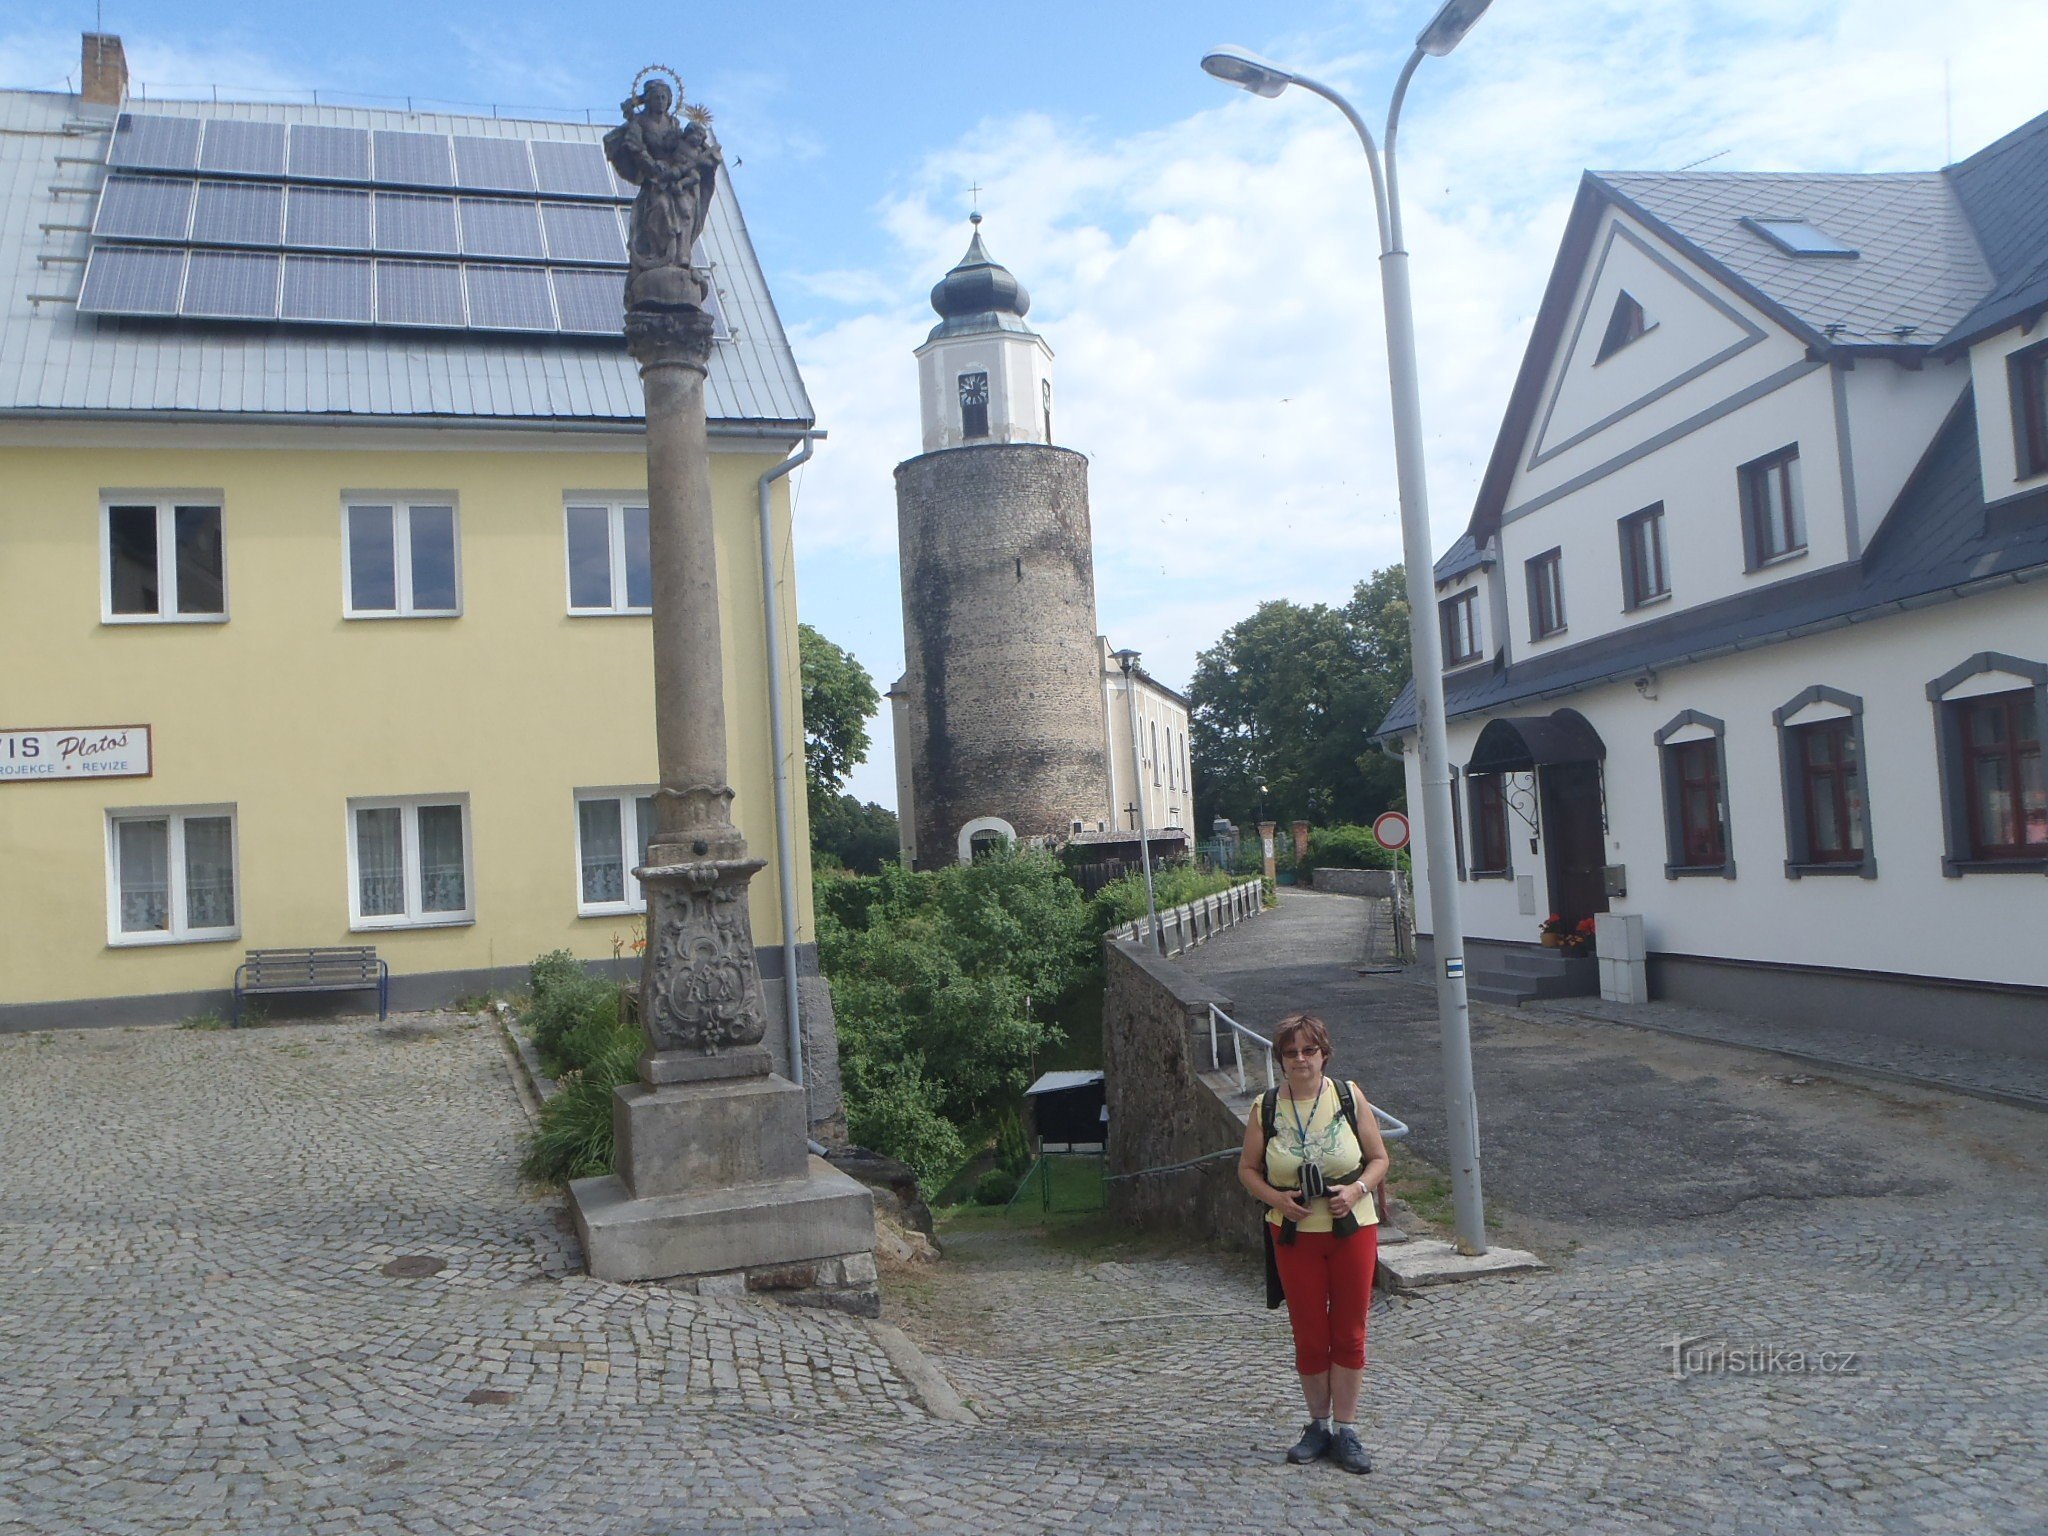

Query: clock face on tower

[958,371,990,439]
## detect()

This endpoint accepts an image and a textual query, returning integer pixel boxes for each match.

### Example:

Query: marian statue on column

[604,69,721,314]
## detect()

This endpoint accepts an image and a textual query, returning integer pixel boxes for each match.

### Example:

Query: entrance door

[1539,760,1609,929]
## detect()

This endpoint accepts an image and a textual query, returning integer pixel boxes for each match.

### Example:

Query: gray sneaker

[1285,1420,1333,1464]
[1329,1426,1373,1474]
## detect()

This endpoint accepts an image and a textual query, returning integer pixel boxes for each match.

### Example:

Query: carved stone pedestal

[567,857,874,1296]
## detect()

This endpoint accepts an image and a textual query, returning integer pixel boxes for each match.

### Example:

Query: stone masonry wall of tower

[895,442,1111,865]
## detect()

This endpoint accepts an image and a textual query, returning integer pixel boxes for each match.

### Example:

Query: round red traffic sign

[1372,810,1410,851]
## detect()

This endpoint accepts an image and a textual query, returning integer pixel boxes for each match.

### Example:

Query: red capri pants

[1273,1225,1378,1374]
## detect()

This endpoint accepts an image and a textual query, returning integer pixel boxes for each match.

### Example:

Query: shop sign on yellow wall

[0,725,152,781]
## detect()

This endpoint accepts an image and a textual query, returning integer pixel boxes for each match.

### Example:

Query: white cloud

[800,0,2048,809]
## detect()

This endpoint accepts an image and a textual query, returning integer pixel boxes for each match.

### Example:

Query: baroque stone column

[568,71,873,1304]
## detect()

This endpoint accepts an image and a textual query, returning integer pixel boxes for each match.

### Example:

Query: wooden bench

[232,946,388,1027]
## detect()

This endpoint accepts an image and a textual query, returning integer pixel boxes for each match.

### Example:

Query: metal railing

[1205,1003,1410,1143]
[1110,876,1267,956]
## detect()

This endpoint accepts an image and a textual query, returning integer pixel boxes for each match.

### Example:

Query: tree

[798,623,880,802]
[1189,565,1410,833]
[811,792,901,875]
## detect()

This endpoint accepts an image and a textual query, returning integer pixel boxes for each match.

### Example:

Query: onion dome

[928,214,1033,335]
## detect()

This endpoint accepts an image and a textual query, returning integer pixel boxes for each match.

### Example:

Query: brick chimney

[82,33,128,107]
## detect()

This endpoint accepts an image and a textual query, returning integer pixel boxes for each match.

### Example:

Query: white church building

[1375,111,2048,1047]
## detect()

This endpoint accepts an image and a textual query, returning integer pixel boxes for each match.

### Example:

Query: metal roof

[1377,392,2048,738]
[1939,111,2048,351]
[0,89,813,429]
[1596,169,1991,347]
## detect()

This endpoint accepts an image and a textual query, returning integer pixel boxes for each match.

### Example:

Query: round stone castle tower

[893,219,1110,868]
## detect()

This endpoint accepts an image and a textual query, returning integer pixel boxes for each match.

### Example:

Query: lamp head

[1416,0,1492,56]
[1111,647,1141,673]
[1200,45,1293,98]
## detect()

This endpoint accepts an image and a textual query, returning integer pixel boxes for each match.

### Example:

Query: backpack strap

[1333,1077,1360,1141]
[1261,1087,1279,1141]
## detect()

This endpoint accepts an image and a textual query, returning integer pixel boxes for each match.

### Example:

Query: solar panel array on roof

[77,243,661,338]
[79,112,741,346]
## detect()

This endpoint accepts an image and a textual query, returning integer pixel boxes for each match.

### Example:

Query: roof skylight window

[1741,218,1858,258]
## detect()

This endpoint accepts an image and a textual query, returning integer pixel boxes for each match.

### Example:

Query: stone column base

[664,1247,881,1317]
[570,1155,875,1287]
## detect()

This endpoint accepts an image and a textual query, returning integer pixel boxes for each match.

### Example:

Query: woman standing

[1238,1012,1390,1474]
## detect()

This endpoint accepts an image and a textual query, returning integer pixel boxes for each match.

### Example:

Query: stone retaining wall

[1101,938,1261,1253]
[1311,867,1400,897]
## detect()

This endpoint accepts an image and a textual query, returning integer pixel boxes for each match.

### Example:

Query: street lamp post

[1202,0,1492,1254]
[1111,648,1163,953]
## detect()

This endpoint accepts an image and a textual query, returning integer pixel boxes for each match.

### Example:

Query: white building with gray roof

[1375,110,2048,1053]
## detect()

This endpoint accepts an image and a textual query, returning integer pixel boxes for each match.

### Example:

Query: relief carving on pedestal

[641,871,767,1055]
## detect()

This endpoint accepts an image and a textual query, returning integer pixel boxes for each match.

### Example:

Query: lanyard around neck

[1286,1078,1324,1151]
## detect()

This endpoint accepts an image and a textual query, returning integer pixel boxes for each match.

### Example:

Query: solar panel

[289,123,372,181]
[551,268,625,333]
[453,136,535,193]
[199,119,287,176]
[191,181,284,246]
[530,140,615,198]
[108,113,202,172]
[372,130,455,187]
[78,245,187,315]
[458,198,544,259]
[94,176,195,241]
[464,263,554,330]
[285,186,373,250]
[540,202,626,264]
[182,250,280,319]
[374,192,459,254]
[281,254,373,323]
[375,260,465,327]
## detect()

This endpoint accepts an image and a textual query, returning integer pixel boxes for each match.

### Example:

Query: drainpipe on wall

[756,429,820,1095]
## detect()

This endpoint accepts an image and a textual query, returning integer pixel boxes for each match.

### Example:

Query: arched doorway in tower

[956,816,1018,864]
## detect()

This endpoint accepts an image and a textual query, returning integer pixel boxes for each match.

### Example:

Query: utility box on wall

[1596,912,1648,1005]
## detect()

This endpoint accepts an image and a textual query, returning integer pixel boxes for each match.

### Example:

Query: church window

[1043,378,1053,443]
[959,372,989,439]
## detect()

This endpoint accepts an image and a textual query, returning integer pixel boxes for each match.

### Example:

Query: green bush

[820,847,1093,1195]
[1297,823,1399,881]
[527,974,620,1077]
[974,1167,1022,1206]
[528,948,585,1000]
[993,1107,1032,1177]
[1089,863,1248,934]
[520,1025,641,1185]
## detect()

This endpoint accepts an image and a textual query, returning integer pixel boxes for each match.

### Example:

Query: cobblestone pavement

[5,977,2046,1535]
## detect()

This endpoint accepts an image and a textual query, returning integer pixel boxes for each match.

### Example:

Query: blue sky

[8,2,2044,806]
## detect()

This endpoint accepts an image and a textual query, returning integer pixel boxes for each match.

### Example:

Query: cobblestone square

[3,959,2044,1533]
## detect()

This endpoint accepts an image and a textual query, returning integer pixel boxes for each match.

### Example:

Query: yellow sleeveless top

[1262,1078,1377,1234]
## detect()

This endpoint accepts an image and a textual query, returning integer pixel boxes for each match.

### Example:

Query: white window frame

[563,498,651,616]
[104,803,240,947]
[341,496,463,618]
[345,793,475,930]
[574,785,657,916]
[100,495,229,625]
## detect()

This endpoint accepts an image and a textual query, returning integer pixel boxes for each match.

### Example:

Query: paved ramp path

[4,970,2045,1534]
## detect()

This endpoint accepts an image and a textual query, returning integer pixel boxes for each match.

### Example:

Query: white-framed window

[105,804,239,945]
[102,497,227,623]
[564,499,651,614]
[343,498,460,617]
[346,794,473,928]
[575,787,656,914]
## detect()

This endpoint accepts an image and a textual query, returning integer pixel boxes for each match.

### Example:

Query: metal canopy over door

[1466,707,1609,928]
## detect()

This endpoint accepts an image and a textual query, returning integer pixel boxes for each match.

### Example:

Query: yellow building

[0,44,834,1114]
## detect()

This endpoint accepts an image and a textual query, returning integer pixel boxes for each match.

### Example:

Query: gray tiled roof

[1596,169,1991,348]
[1940,111,2048,350]
[1377,391,2048,738]
[1433,531,1487,584]
[0,90,812,428]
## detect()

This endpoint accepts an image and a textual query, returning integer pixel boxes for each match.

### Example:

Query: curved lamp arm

[1285,70,1396,256]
